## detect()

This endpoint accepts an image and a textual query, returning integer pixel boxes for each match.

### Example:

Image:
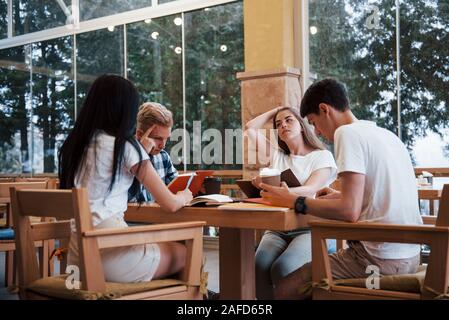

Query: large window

[185,3,244,170]
[0,45,31,173]
[80,0,151,21]
[76,26,125,110]
[309,0,449,172]
[0,0,243,175]
[31,37,74,173]
[0,0,6,39]
[127,14,183,163]
[12,0,67,36]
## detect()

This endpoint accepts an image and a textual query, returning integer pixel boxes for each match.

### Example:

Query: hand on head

[138,125,157,154]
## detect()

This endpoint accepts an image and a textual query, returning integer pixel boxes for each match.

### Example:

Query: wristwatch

[294,196,307,215]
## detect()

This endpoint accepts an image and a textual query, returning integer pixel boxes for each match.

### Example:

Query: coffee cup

[203,177,222,194]
[259,168,281,187]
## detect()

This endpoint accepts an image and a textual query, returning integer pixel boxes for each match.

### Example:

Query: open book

[168,170,214,196]
[186,194,234,207]
[218,202,290,212]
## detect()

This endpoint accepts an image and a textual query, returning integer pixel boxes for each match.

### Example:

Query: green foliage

[310,0,449,156]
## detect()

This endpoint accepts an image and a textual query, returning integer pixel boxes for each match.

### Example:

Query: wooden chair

[0,181,52,287]
[11,187,205,300]
[310,184,449,300]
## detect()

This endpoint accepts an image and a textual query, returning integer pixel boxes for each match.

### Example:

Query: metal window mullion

[124,24,127,79]
[7,0,12,38]
[28,44,34,176]
[182,12,187,172]
[73,34,77,119]
[396,0,402,140]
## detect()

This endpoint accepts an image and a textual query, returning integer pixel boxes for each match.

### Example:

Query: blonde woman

[244,106,337,300]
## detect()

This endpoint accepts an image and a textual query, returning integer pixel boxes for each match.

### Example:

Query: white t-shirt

[334,120,422,259]
[270,149,337,188]
[74,131,149,227]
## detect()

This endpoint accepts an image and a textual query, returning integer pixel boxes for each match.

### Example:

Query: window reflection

[31,36,74,174]
[127,14,183,167]
[0,45,31,173]
[12,0,66,36]
[80,0,151,21]
[76,27,125,111]
[185,2,244,170]
[0,0,6,39]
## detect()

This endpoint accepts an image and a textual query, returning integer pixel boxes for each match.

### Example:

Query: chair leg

[5,250,14,287]
[38,243,51,277]
[48,240,55,276]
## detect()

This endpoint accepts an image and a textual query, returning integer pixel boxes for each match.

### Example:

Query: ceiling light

[174,17,183,26]
[151,31,159,39]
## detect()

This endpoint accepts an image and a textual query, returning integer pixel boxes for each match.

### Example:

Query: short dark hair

[300,78,350,117]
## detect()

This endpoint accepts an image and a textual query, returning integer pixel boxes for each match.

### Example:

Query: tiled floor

[0,248,219,300]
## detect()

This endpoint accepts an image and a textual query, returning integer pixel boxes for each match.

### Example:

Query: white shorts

[67,214,161,283]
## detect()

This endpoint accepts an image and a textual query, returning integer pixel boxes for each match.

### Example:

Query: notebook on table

[186,194,234,207]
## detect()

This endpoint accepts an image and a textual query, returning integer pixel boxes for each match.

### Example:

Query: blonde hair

[137,102,173,131]
[273,107,325,154]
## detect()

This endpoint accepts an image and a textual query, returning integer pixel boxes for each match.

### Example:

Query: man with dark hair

[260,78,423,299]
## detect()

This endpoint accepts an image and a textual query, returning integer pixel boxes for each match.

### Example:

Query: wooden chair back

[435,185,449,227]
[310,184,449,299]
[0,181,52,287]
[10,188,103,294]
[11,187,205,299]
[0,181,49,199]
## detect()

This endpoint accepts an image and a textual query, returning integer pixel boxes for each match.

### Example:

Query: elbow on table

[162,202,182,213]
[340,206,361,223]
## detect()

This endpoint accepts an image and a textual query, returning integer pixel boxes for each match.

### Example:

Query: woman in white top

[244,106,337,299]
[59,74,193,283]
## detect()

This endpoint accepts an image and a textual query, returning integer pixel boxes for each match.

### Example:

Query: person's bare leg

[153,242,186,279]
[273,263,312,300]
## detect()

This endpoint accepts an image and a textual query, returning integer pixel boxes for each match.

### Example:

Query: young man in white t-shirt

[260,78,423,299]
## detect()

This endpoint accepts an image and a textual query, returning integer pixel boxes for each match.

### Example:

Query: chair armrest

[310,219,449,297]
[309,220,449,245]
[84,221,206,286]
[422,216,436,225]
[83,221,206,249]
[83,221,205,237]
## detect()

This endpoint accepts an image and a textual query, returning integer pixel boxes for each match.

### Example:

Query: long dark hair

[58,74,142,191]
[273,107,325,155]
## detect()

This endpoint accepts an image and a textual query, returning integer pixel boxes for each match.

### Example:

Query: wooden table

[125,203,318,300]
[418,188,442,215]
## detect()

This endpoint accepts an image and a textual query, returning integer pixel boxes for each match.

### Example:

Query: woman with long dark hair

[59,74,192,282]
[244,106,337,299]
